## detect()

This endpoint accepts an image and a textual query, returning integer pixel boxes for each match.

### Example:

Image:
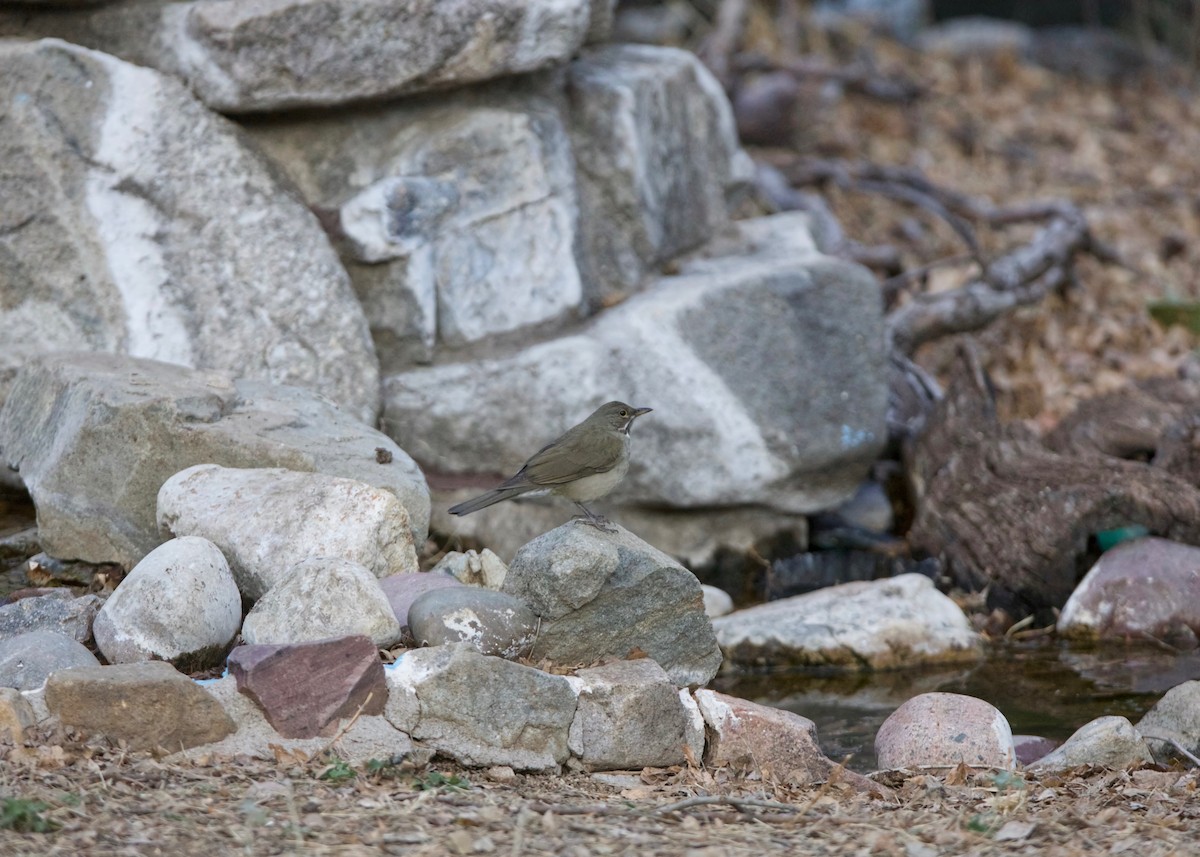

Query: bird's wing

[507,427,624,487]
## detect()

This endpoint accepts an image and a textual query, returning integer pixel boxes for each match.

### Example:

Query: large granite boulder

[0,353,428,568]
[567,44,753,304]
[386,213,887,518]
[501,523,722,687]
[0,0,594,113]
[385,644,578,772]
[0,39,379,420]
[244,80,584,368]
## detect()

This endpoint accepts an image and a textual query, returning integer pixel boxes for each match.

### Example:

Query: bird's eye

[619,409,628,417]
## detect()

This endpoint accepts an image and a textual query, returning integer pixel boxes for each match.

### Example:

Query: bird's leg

[573,501,617,532]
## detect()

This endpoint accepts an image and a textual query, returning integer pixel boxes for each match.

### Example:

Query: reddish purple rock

[228,635,386,738]
[1058,538,1200,646]
[377,572,463,641]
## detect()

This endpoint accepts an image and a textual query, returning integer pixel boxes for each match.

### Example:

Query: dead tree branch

[698,0,749,91]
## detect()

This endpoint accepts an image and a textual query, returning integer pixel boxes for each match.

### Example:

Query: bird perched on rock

[448,401,652,529]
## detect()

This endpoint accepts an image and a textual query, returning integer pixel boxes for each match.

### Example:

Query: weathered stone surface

[385,644,577,771]
[93,537,239,668]
[1027,716,1154,772]
[702,586,734,618]
[1057,538,1200,646]
[378,572,465,641]
[694,689,839,784]
[0,39,379,419]
[502,523,721,687]
[245,80,583,367]
[874,693,1017,771]
[567,659,698,770]
[907,363,1200,617]
[158,465,418,601]
[434,550,509,590]
[227,636,387,739]
[567,44,753,304]
[0,1,593,113]
[241,558,403,648]
[0,590,102,644]
[387,215,887,517]
[45,661,235,751]
[713,574,983,671]
[0,630,100,691]
[182,674,414,765]
[429,493,808,581]
[0,354,429,568]
[408,588,536,659]
[0,687,36,744]
[1137,680,1200,765]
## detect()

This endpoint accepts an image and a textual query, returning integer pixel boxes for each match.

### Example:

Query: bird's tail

[448,485,533,516]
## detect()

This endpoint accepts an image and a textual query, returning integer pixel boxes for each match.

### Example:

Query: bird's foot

[571,504,619,530]
[572,512,618,533]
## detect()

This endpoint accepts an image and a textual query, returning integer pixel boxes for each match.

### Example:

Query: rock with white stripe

[384,213,887,516]
[0,39,378,420]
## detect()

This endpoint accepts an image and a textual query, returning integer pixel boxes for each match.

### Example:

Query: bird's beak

[631,407,653,418]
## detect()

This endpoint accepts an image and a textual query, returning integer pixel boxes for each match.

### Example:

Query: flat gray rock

[385,644,577,772]
[568,659,701,770]
[0,39,379,419]
[0,353,428,570]
[92,537,240,669]
[158,465,419,601]
[45,661,235,751]
[0,629,100,691]
[712,573,983,671]
[1027,716,1154,772]
[0,591,102,644]
[502,523,721,687]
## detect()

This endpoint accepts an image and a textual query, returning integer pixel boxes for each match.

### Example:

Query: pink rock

[693,689,839,785]
[228,635,386,739]
[377,572,463,641]
[1013,734,1059,766]
[875,692,1016,770]
[1058,538,1200,646]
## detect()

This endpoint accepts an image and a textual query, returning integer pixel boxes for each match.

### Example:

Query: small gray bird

[448,401,653,529]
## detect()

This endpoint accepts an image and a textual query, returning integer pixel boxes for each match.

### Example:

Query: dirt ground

[2,740,1199,856]
[776,23,1200,427]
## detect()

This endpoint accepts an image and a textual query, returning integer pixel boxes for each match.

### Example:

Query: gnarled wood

[907,355,1200,618]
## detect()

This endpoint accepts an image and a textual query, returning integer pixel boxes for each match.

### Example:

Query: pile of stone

[0,0,890,561]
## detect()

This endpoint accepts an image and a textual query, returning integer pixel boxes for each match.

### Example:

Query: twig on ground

[698,0,749,90]
[1137,734,1200,768]
[318,692,374,758]
[653,793,802,816]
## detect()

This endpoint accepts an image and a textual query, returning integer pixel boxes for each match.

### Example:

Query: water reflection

[715,639,1200,772]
